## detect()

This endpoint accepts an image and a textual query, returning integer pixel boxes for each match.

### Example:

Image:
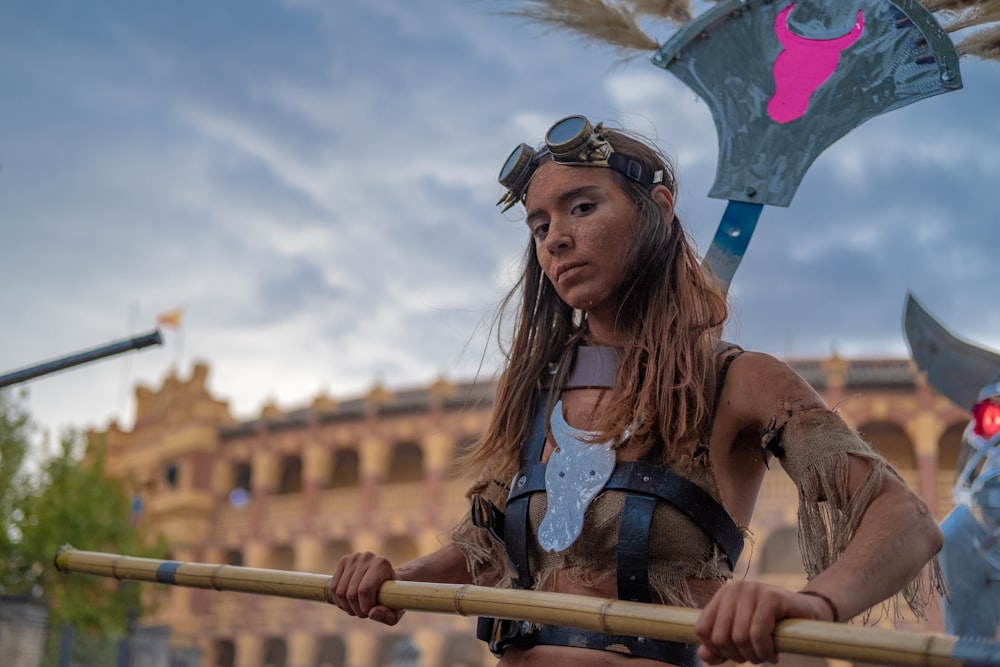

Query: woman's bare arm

[696,352,943,664]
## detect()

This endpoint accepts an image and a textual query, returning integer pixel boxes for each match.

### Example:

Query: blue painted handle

[701,200,765,295]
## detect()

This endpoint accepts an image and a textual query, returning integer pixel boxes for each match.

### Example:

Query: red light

[972,400,1000,438]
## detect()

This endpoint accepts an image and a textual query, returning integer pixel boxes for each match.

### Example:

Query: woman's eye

[532,223,549,240]
[572,201,596,215]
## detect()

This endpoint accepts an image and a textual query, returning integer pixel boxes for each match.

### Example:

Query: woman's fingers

[330,552,395,620]
[368,605,406,626]
[696,582,796,664]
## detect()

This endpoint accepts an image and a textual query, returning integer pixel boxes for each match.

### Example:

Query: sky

[2,1,999,443]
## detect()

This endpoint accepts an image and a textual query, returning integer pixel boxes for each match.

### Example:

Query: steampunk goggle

[497,115,664,212]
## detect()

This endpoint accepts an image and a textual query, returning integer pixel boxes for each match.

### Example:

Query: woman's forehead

[523,161,617,206]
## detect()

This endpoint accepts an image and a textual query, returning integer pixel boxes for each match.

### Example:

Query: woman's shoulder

[718,349,826,426]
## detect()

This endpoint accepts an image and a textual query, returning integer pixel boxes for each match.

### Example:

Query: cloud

[3,0,1000,444]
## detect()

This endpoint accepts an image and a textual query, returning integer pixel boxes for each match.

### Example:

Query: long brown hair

[464,124,728,482]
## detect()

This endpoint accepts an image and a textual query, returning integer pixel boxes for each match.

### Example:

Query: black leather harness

[471,346,745,664]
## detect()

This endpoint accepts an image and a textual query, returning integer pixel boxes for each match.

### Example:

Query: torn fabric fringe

[780,409,946,623]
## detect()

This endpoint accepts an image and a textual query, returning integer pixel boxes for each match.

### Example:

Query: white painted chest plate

[537,400,616,553]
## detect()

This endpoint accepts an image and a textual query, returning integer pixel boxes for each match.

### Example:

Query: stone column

[360,437,387,524]
[820,353,849,409]
[422,433,452,526]
[234,632,263,667]
[244,541,270,569]
[251,449,277,540]
[906,413,945,516]
[287,630,314,667]
[347,631,379,667]
[0,596,47,667]
[296,535,322,574]
[302,447,331,533]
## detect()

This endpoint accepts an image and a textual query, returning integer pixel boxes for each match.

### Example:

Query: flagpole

[154,308,184,371]
[175,316,184,370]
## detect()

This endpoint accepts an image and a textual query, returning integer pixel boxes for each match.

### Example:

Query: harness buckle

[476,617,526,657]
[470,494,506,543]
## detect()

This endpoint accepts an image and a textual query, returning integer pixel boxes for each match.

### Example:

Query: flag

[156,308,182,329]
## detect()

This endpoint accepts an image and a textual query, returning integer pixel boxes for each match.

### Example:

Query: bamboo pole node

[454,583,469,616]
[52,546,1000,667]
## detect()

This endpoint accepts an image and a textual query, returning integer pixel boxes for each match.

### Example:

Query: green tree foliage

[0,390,166,665]
[0,390,32,571]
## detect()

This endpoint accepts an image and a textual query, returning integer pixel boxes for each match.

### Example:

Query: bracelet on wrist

[797,590,840,623]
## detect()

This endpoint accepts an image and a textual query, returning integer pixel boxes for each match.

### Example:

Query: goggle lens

[497,143,542,212]
[972,399,1000,438]
[497,115,663,211]
[545,115,591,157]
[499,144,530,185]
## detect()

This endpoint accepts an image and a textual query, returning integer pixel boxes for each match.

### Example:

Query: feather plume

[940,0,1000,31]
[501,0,662,54]
[627,0,695,25]
[956,23,1000,58]
[921,0,982,12]
[504,1,1000,63]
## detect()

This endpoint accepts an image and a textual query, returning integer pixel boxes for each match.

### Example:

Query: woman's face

[523,161,642,339]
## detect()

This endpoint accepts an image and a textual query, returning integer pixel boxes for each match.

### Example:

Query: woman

[330,116,943,666]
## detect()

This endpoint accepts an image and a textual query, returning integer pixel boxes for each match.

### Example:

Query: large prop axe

[508,0,999,292]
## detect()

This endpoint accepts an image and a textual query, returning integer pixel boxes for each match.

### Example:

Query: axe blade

[903,292,1000,410]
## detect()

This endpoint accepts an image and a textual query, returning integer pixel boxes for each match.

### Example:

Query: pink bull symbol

[767,3,865,124]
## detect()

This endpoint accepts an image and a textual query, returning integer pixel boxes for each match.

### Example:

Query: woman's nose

[544,218,572,253]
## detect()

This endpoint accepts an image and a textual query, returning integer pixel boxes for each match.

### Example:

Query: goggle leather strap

[607,153,662,187]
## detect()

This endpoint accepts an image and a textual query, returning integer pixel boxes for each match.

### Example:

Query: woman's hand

[694,581,837,665]
[329,551,405,625]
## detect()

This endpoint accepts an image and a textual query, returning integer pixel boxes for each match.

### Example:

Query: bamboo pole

[54,546,999,667]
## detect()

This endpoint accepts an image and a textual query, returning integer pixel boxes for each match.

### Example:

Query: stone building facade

[0,596,47,667]
[96,354,969,667]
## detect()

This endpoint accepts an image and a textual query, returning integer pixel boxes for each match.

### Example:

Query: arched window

[386,442,423,483]
[858,421,916,470]
[376,636,417,667]
[383,535,419,565]
[314,635,346,667]
[212,639,235,667]
[263,638,287,667]
[329,449,360,488]
[163,462,180,489]
[232,462,252,492]
[269,544,295,571]
[277,454,303,494]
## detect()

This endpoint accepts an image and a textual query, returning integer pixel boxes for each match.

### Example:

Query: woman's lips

[555,262,585,282]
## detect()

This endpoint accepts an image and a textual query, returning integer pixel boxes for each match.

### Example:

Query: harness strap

[506,393,549,589]
[699,344,744,447]
[473,343,747,659]
[505,459,743,569]
[617,493,657,602]
[607,461,744,569]
[563,345,620,389]
[476,618,700,665]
